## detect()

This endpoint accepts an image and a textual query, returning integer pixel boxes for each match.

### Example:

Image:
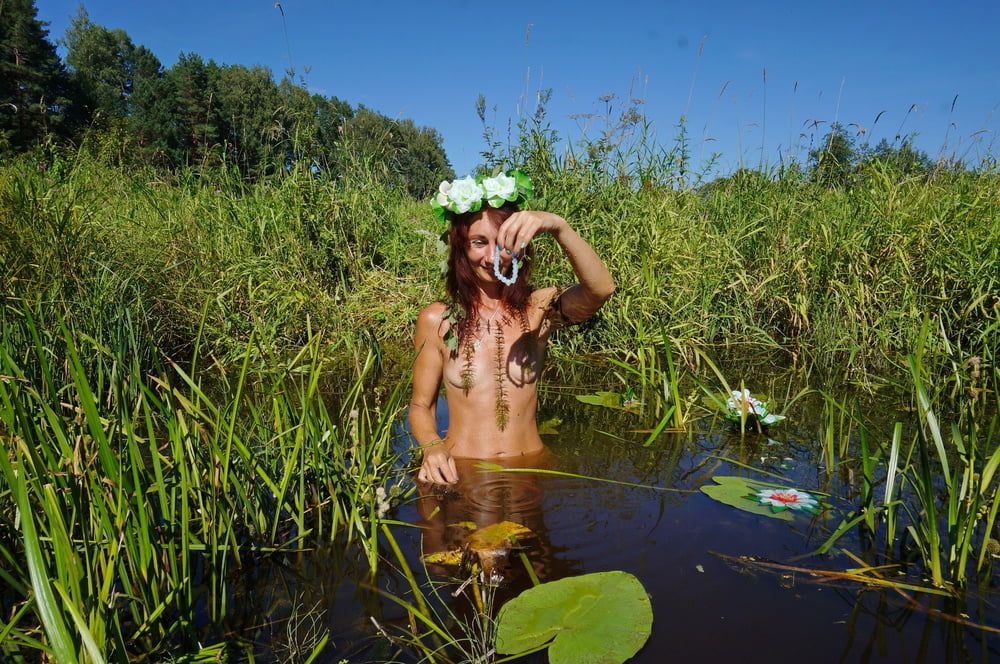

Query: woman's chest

[442,316,547,391]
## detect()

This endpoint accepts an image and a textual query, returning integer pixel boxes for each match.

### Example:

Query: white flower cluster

[375,486,391,519]
[434,173,518,215]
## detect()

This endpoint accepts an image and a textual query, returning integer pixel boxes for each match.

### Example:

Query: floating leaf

[448,521,478,531]
[699,476,793,521]
[575,391,641,413]
[468,521,534,552]
[496,571,652,664]
[421,549,464,566]
[538,417,562,435]
[469,521,536,574]
[425,521,536,574]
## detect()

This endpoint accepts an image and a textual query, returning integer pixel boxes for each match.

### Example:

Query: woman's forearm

[553,220,615,303]
[409,402,443,448]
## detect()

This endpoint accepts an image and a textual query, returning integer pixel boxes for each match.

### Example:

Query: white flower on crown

[435,180,452,207]
[446,176,486,214]
[482,172,517,207]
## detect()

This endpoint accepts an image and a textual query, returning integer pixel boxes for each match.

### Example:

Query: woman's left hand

[496,211,567,257]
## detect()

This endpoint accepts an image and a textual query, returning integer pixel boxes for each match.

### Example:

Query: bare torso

[436,289,559,458]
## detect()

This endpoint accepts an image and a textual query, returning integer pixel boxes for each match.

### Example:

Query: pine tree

[167,53,221,165]
[64,7,162,125]
[0,0,74,154]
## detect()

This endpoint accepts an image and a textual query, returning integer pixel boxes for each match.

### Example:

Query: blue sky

[36,1,1000,178]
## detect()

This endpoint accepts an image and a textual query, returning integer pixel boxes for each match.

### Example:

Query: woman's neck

[475,284,504,311]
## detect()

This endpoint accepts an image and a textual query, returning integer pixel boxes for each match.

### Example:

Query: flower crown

[430,169,533,224]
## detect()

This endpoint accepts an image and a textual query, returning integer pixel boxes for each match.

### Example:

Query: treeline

[0,1,454,194]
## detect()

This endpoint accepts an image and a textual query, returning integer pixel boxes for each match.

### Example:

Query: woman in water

[410,171,614,485]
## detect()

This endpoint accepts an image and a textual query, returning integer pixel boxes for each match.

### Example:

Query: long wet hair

[445,203,535,344]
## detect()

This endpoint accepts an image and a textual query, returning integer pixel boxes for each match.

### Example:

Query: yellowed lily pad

[448,521,478,531]
[422,549,464,566]
[422,521,537,574]
[468,521,534,551]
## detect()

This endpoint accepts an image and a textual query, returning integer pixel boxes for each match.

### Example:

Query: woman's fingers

[418,455,458,485]
[499,213,538,256]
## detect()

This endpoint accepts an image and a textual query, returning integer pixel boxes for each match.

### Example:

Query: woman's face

[465,212,511,285]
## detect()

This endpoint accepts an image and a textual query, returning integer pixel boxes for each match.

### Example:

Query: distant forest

[0,0,455,195]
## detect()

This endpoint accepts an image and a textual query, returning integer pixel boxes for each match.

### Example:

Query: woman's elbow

[594,280,616,305]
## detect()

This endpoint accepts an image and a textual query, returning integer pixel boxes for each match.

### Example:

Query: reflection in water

[416,451,557,582]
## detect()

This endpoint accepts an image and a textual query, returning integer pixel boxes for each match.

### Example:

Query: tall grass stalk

[902,347,1000,587]
[0,313,405,660]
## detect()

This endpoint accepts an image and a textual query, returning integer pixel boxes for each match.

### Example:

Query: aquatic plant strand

[494,317,510,430]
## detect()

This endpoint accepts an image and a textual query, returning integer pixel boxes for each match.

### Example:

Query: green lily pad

[495,571,652,664]
[699,476,794,521]
[575,391,641,414]
[538,417,562,435]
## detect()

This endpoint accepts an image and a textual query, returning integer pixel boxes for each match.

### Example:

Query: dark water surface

[229,380,999,663]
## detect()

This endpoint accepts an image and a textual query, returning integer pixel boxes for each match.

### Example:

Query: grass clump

[0,308,407,660]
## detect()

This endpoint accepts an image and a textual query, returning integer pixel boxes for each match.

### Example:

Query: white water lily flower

[447,176,485,213]
[725,388,763,414]
[755,488,818,511]
[482,172,517,206]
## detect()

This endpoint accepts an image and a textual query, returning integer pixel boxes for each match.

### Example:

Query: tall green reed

[815,322,998,588]
[0,310,406,660]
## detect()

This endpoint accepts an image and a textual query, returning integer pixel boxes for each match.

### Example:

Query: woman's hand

[417,445,458,484]
[496,211,568,257]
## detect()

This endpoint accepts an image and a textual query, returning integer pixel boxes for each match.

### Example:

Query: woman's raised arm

[497,211,615,322]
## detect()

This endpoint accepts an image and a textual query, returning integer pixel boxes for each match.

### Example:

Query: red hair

[446,203,534,344]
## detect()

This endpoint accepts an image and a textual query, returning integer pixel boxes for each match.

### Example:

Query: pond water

[223,373,999,663]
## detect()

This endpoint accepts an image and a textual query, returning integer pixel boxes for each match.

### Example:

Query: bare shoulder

[416,302,451,342]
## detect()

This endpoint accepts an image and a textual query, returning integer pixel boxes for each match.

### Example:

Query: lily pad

[699,476,793,521]
[538,417,562,435]
[575,391,642,414]
[467,520,534,551]
[496,571,652,664]
[422,549,464,566]
[448,521,478,531]
[423,521,536,574]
